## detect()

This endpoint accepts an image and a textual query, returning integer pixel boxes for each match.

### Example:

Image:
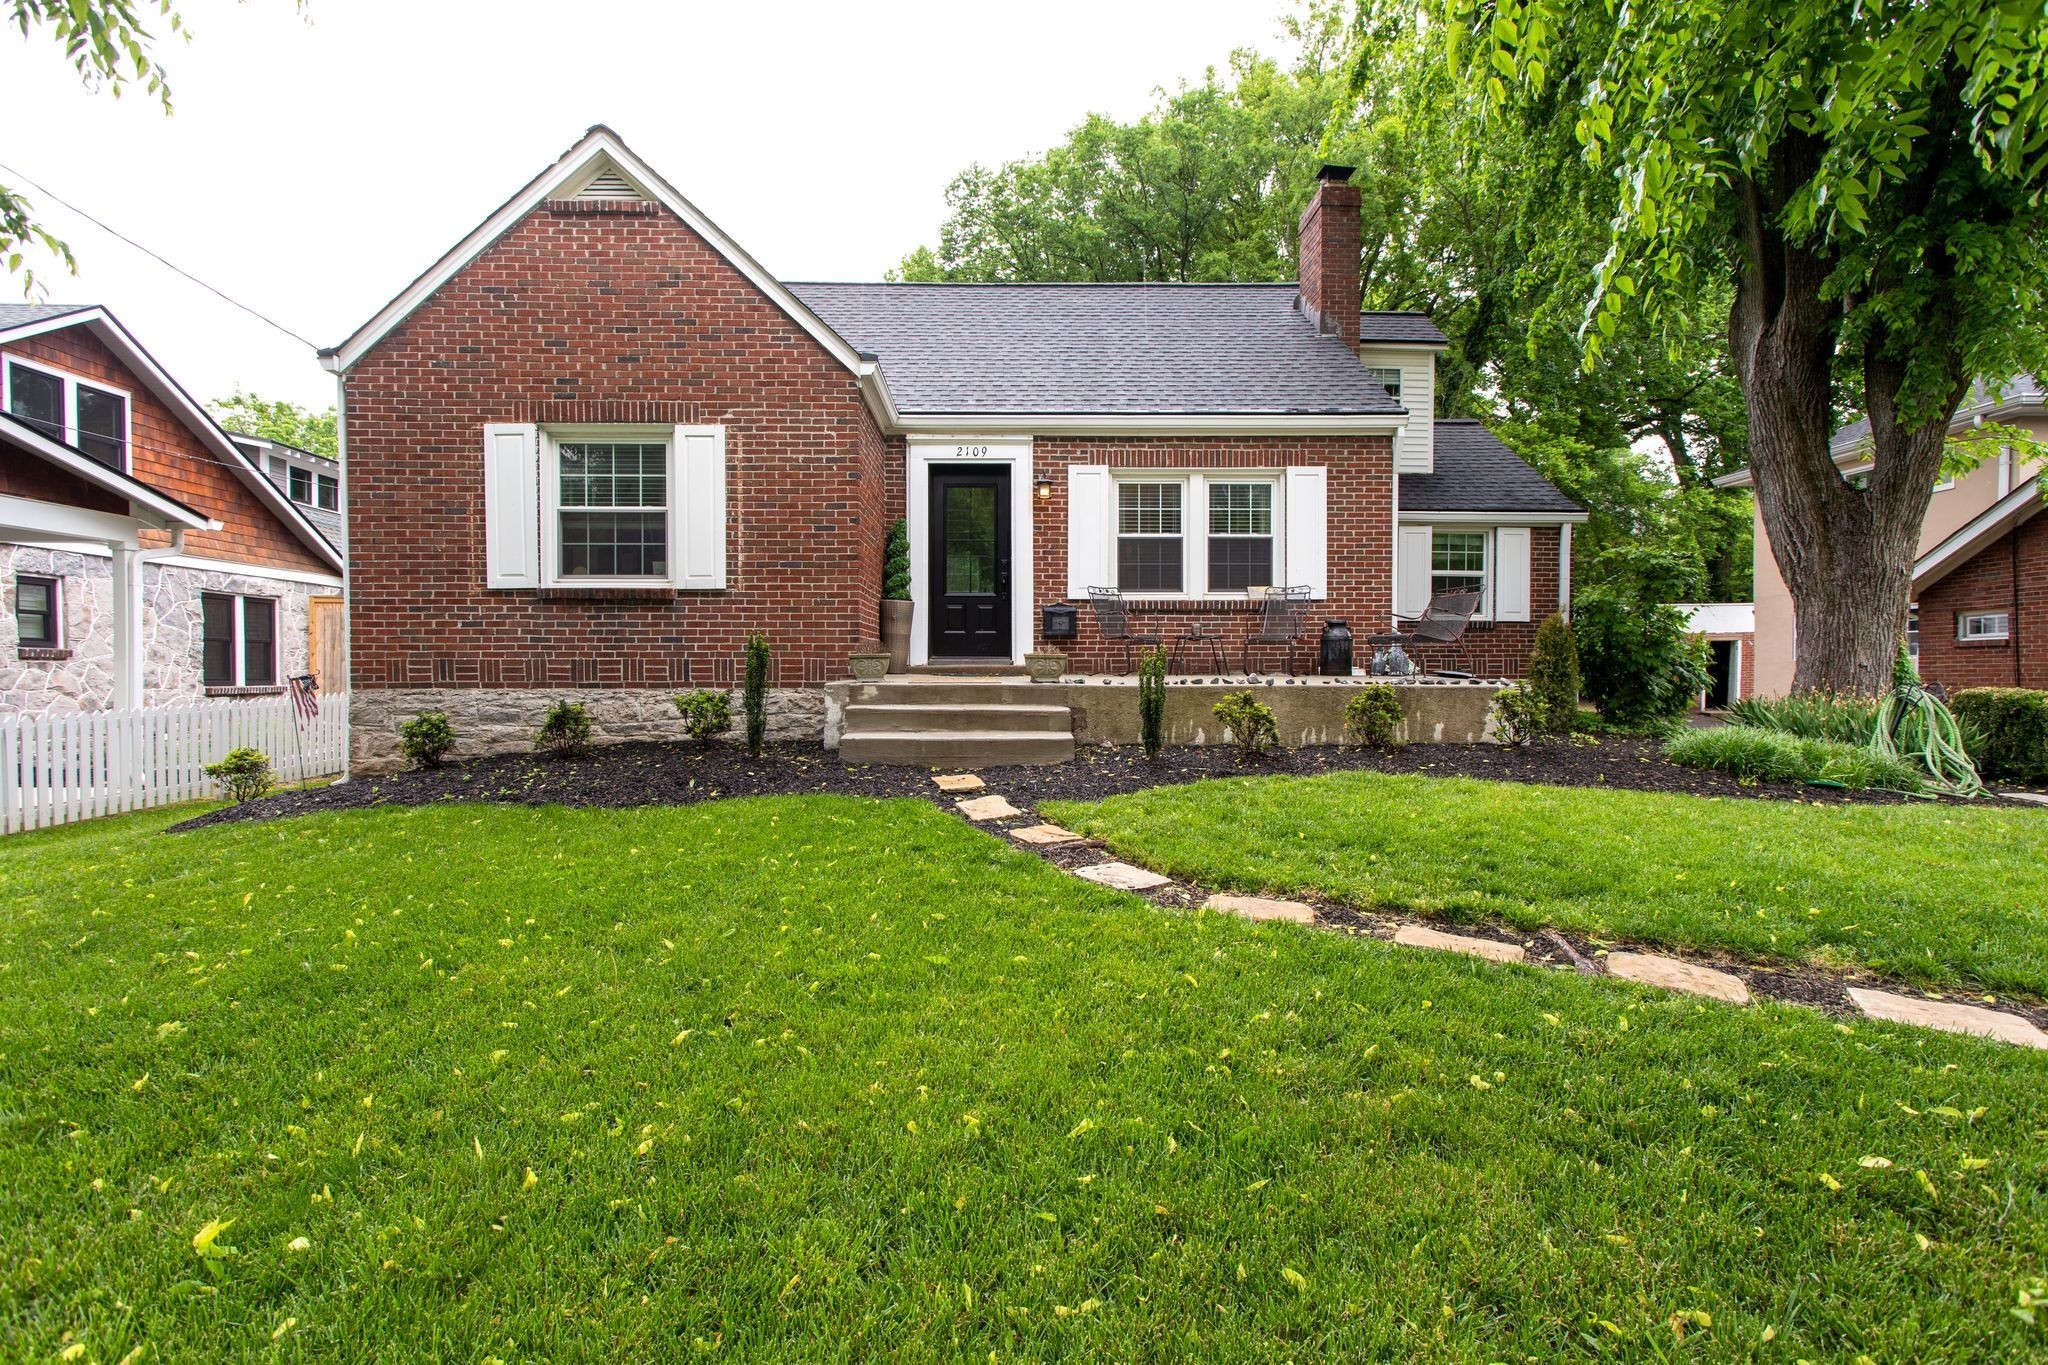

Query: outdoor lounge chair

[1367,589,1482,675]
[1240,585,1312,675]
[1086,587,1165,674]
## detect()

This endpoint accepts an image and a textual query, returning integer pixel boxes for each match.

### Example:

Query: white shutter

[1397,524,1432,618]
[1283,466,1327,600]
[1067,464,1111,596]
[674,425,727,590]
[1495,526,1532,622]
[483,423,538,589]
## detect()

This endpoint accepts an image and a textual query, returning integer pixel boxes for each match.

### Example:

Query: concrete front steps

[837,679,1075,765]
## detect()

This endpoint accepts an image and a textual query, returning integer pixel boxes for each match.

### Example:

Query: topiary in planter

[204,747,274,803]
[400,710,457,769]
[1524,614,1581,734]
[1213,690,1278,762]
[743,631,771,757]
[535,700,593,759]
[1343,684,1405,749]
[673,690,733,746]
[882,520,911,601]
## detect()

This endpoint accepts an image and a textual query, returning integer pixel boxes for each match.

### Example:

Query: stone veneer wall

[348,686,828,774]
[0,543,324,715]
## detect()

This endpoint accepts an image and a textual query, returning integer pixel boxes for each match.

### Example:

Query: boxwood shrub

[1950,688,2048,784]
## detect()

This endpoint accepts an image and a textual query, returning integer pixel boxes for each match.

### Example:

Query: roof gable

[1399,419,1585,516]
[323,126,867,382]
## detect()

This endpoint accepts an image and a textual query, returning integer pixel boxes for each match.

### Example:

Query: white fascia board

[323,128,868,382]
[147,552,345,588]
[1399,508,1589,525]
[892,412,1405,437]
[0,413,217,532]
[4,306,343,570]
[1913,477,2042,590]
[1352,340,1447,353]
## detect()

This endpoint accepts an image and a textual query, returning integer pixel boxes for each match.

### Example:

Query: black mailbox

[1041,602,1079,640]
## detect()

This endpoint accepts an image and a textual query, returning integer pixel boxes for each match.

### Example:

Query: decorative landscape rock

[1009,823,1082,846]
[1206,893,1314,925]
[954,794,1022,821]
[1072,861,1170,891]
[932,773,985,793]
[1847,987,2048,1049]
[1605,952,1751,1004]
[1392,923,1527,963]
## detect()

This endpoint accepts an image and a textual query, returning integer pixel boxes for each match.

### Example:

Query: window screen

[1116,482,1183,593]
[1431,530,1486,597]
[559,442,669,578]
[75,384,126,469]
[1206,482,1274,592]
[8,363,63,441]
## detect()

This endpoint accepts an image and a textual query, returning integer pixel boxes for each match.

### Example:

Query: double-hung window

[316,473,339,510]
[1959,611,2009,642]
[4,358,129,469]
[555,439,670,580]
[288,465,314,503]
[1431,530,1487,597]
[1116,481,1183,593]
[1367,366,1403,401]
[1207,482,1274,591]
[202,593,279,688]
[15,575,59,648]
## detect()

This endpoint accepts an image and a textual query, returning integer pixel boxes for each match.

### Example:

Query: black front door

[928,466,1011,658]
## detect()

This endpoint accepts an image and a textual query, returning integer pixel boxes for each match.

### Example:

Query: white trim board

[1398,508,1588,525]
[898,412,1403,437]
[0,414,215,532]
[1913,476,2043,591]
[905,437,1034,667]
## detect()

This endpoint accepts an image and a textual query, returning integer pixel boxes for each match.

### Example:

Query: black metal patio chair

[1240,585,1313,675]
[1367,589,1482,675]
[1086,587,1165,674]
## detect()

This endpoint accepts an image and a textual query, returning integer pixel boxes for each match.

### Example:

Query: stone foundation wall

[1,543,327,716]
[349,686,829,773]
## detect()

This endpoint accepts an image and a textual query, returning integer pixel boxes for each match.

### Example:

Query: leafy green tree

[1382,0,2048,694]
[208,391,338,458]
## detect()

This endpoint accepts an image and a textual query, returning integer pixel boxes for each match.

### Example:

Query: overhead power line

[0,159,321,350]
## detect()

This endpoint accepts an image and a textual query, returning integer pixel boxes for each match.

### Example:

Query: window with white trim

[15,575,59,648]
[201,593,279,687]
[288,464,313,503]
[1206,482,1275,591]
[3,357,130,470]
[1431,529,1487,597]
[540,429,683,584]
[1958,611,2009,642]
[1367,366,1403,400]
[1116,481,1183,593]
[316,472,339,511]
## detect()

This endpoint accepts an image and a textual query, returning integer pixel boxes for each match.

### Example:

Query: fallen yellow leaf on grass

[1281,1267,1308,1292]
[272,1318,296,1341]
[523,1168,539,1189]
[1858,1156,1892,1169]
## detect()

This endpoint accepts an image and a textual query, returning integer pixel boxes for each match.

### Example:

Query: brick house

[325,127,1583,769]
[1718,376,2046,695]
[2,305,345,716]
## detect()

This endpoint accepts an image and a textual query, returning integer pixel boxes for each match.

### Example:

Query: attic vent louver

[576,170,642,201]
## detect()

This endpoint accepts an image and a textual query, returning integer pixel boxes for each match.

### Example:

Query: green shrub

[1523,614,1581,734]
[204,747,274,804]
[1572,589,1711,726]
[1664,727,1923,792]
[1488,684,1544,747]
[673,690,733,746]
[1343,684,1405,749]
[1726,692,1879,744]
[399,711,456,769]
[882,520,911,601]
[535,701,593,758]
[1137,646,1168,762]
[743,632,772,757]
[1212,691,1278,762]
[1950,688,2048,783]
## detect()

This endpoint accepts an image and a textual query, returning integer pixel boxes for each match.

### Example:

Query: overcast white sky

[0,0,1300,411]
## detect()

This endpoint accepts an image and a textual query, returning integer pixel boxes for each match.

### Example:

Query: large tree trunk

[1730,142,1966,696]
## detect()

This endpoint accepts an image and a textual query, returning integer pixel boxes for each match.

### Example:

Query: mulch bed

[173,733,1979,834]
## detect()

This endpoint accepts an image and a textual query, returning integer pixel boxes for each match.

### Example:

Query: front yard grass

[2,797,2045,1360]
[1047,770,2048,999]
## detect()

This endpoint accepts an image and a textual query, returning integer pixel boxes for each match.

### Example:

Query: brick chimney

[1297,164,1361,350]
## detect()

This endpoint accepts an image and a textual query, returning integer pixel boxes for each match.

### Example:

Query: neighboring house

[1718,376,2046,696]
[238,433,345,552]
[1677,602,1756,709]
[324,127,1582,769]
[1,305,346,716]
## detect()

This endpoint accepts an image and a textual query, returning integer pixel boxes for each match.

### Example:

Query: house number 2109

[955,445,990,457]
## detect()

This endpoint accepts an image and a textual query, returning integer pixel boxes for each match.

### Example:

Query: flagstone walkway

[929,771,2048,1051]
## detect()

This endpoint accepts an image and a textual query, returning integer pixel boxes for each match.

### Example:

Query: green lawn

[2,797,2045,1361]
[1047,771,2048,999]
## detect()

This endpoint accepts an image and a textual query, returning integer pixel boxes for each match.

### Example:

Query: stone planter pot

[879,600,913,674]
[849,652,891,683]
[1024,651,1067,683]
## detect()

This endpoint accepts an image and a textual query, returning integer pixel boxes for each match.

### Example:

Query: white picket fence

[0,693,349,834]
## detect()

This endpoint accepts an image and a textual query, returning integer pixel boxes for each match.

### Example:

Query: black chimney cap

[1316,163,1357,183]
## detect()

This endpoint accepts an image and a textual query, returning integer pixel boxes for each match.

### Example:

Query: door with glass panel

[927,467,1011,658]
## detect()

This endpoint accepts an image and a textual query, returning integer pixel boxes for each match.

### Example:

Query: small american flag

[289,673,321,723]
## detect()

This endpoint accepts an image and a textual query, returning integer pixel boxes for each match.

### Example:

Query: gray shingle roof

[0,302,93,329]
[787,282,1402,416]
[1830,373,2045,454]
[1358,311,1448,346]
[1400,419,1583,514]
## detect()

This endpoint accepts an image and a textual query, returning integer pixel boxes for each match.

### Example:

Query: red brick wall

[342,199,887,692]
[1296,179,1361,349]
[1916,516,2048,691]
[1,329,328,572]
